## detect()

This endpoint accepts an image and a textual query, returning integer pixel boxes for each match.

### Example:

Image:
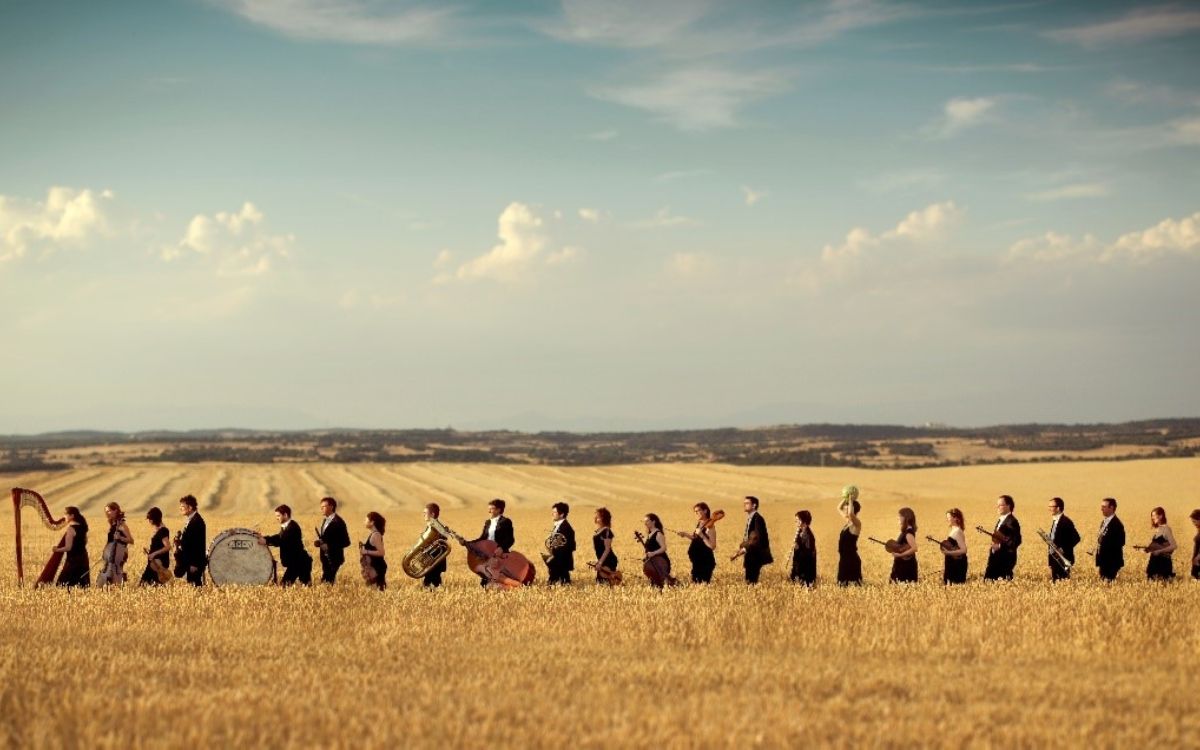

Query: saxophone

[400,518,453,578]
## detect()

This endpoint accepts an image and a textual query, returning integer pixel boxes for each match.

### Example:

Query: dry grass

[2,459,1198,748]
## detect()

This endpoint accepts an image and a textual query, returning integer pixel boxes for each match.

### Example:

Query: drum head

[207,528,276,587]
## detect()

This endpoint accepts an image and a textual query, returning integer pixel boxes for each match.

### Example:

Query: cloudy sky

[2,0,1198,433]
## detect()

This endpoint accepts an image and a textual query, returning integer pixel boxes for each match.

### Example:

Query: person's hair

[645,513,664,531]
[1102,497,1117,510]
[842,499,862,515]
[744,495,760,509]
[694,502,711,518]
[797,510,812,525]
[105,501,125,524]
[425,502,440,518]
[146,507,163,524]
[179,495,198,510]
[275,504,292,517]
[999,495,1014,511]
[947,508,965,528]
[1151,506,1167,526]
[321,497,337,510]
[595,507,612,527]
[65,506,83,523]
[367,511,386,534]
[1190,509,1200,522]
[552,501,570,516]
[1051,497,1064,511]
[489,498,506,513]
[899,507,917,534]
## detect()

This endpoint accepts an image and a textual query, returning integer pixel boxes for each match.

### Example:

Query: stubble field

[2,459,1198,748]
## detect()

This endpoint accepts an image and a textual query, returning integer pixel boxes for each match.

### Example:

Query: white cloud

[164,201,293,276]
[1047,5,1200,46]
[433,248,454,267]
[544,0,714,49]
[216,0,460,45]
[591,67,789,131]
[741,185,768,207]
[665,252,715,279]
[1025,182,1111,202]
[632,207,699,229]
[655,168,711,183]
[578,208,601,223]
[1006,232,1101,263]
[857,169,945,193]
[1168,116,1200,145]
[820,201,961,275]
[446,202,547,283]
[0,186,113,263]
[929,97,996,138]
[1106,211,1200,263]
[583,129,619,141]
[546,246,583,266]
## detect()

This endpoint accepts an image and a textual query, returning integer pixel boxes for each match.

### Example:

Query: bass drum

[207,528,277,587]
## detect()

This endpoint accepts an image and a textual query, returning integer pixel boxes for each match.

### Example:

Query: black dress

[593,528,619,583]
[687,524,716,583]
[56,522,90,588]
[364,533,387,590]
[1193,534,1199,581]
[790,528,817,586]
[837,525,862,586]
[140,526,170,585]
[890,528,918,583]
[1146,533,1175,581]
[943,531,967,585]
[643,530,672,588]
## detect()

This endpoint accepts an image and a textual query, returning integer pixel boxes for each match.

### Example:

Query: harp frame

[12,487,67,586]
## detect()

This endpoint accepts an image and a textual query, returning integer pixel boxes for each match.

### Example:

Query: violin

[974,525,1013,548]
[587,561,624,585]
[868,536,903,554]
[633,531,676,587]
[925,535,959,552]
[446,526,535,589]
[672,509,726,539]
[1133,540,1169,554]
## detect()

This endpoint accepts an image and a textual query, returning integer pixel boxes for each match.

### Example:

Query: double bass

[445,525,535,589]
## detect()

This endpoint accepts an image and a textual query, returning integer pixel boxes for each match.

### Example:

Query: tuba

[541,531,567,563]
[401,518,453,578]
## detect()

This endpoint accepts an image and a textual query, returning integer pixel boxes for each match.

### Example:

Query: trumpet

[1035,528,1072,571]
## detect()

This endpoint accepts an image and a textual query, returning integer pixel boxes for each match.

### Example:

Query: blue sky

[1,0,1198,432]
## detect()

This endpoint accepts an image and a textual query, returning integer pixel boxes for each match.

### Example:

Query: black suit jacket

[743,512,773,567]
[177,513,207,572]
[474,516,514,552]
[1050,515,1081,562]
[549,520,576,571]
[265,520,311,569]
[316,514,351,565]
[993,514,1023,552]
[1096,516,1125,570]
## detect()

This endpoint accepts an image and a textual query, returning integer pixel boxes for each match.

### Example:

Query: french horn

[401,518,453,578]
[541,531,567,563]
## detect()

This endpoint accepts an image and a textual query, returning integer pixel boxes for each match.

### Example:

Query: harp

[12,487,68,586]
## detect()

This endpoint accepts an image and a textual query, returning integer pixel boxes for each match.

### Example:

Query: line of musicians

[43,489,1200,589]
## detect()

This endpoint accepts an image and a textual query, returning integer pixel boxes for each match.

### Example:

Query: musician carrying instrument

[541,530,568,564]
[925,535,959,553]
[1036,528,1072,571]
[868,536,902,554]
[401,517,454,578]
[11,487,69,587]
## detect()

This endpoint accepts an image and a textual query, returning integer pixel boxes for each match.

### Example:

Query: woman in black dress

[789,510,816,586]
[360,512,388,590]
[139,506,171,586]
[889,507,918,583]
[683,502,717,584]
[1143,506,1177,581]
[1191,509,1200,580]
[640,513,674,588]
[53,506,90,588]
[97,501,133,586]
[591,507,619,584]
[836,490,863,586]
[940,508,968,585]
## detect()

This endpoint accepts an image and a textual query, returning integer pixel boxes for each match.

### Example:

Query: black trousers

[548,564,572,585]
[319,554,343,584]
[744,562,764,584]
[185,567,205,586]
[1098,564,1122,581]
[423,569,443,588]
[1050,555,1071,581]
[983,552,1016,581]
[281,559,313,586]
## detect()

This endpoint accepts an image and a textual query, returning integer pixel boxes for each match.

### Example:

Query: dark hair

[947,508,964,528]
[367,511,386,534]
[552,501,570,516]
[595,507,612,526]
[1190,509,1200,522]
[425,502,440,518]
[321,497,337,510]
[1051,497,1064,511]
[645,513,663,531]
[1103,497,1118,509]
[999,495,1014,510]
[898,507,917,534]
[745,495,760,509]
[65,506,83,523]
[105,501,125,524]
[489,498,506,513]
[1151,506,1167,525]
[796,510,812,525]
[146,507,163,524]
[179,495,198,510]
[694,502,711,518]
[843,499,862,515]
[275,504,292,517]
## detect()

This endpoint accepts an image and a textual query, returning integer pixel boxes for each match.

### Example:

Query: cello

[633,531,677,587]
[446,525,535,589]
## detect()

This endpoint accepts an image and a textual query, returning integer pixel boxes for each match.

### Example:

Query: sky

[1,0,1198,433]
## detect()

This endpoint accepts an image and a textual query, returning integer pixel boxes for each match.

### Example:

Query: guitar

[633,531,676,587]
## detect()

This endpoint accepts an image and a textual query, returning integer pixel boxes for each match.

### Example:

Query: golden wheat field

[2,459,1198,748]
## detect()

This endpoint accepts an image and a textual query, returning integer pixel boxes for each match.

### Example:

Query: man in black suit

[983,495,1022,581]
[545,501,576,585]
[469,499,515,587]
[1047,496,1081,581]
[258,504,313,586]
[421,503,449,588]
[1095,497,1126,581]
[734,496,773,584]
[175,494,207,586]
[313,496,350,584]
